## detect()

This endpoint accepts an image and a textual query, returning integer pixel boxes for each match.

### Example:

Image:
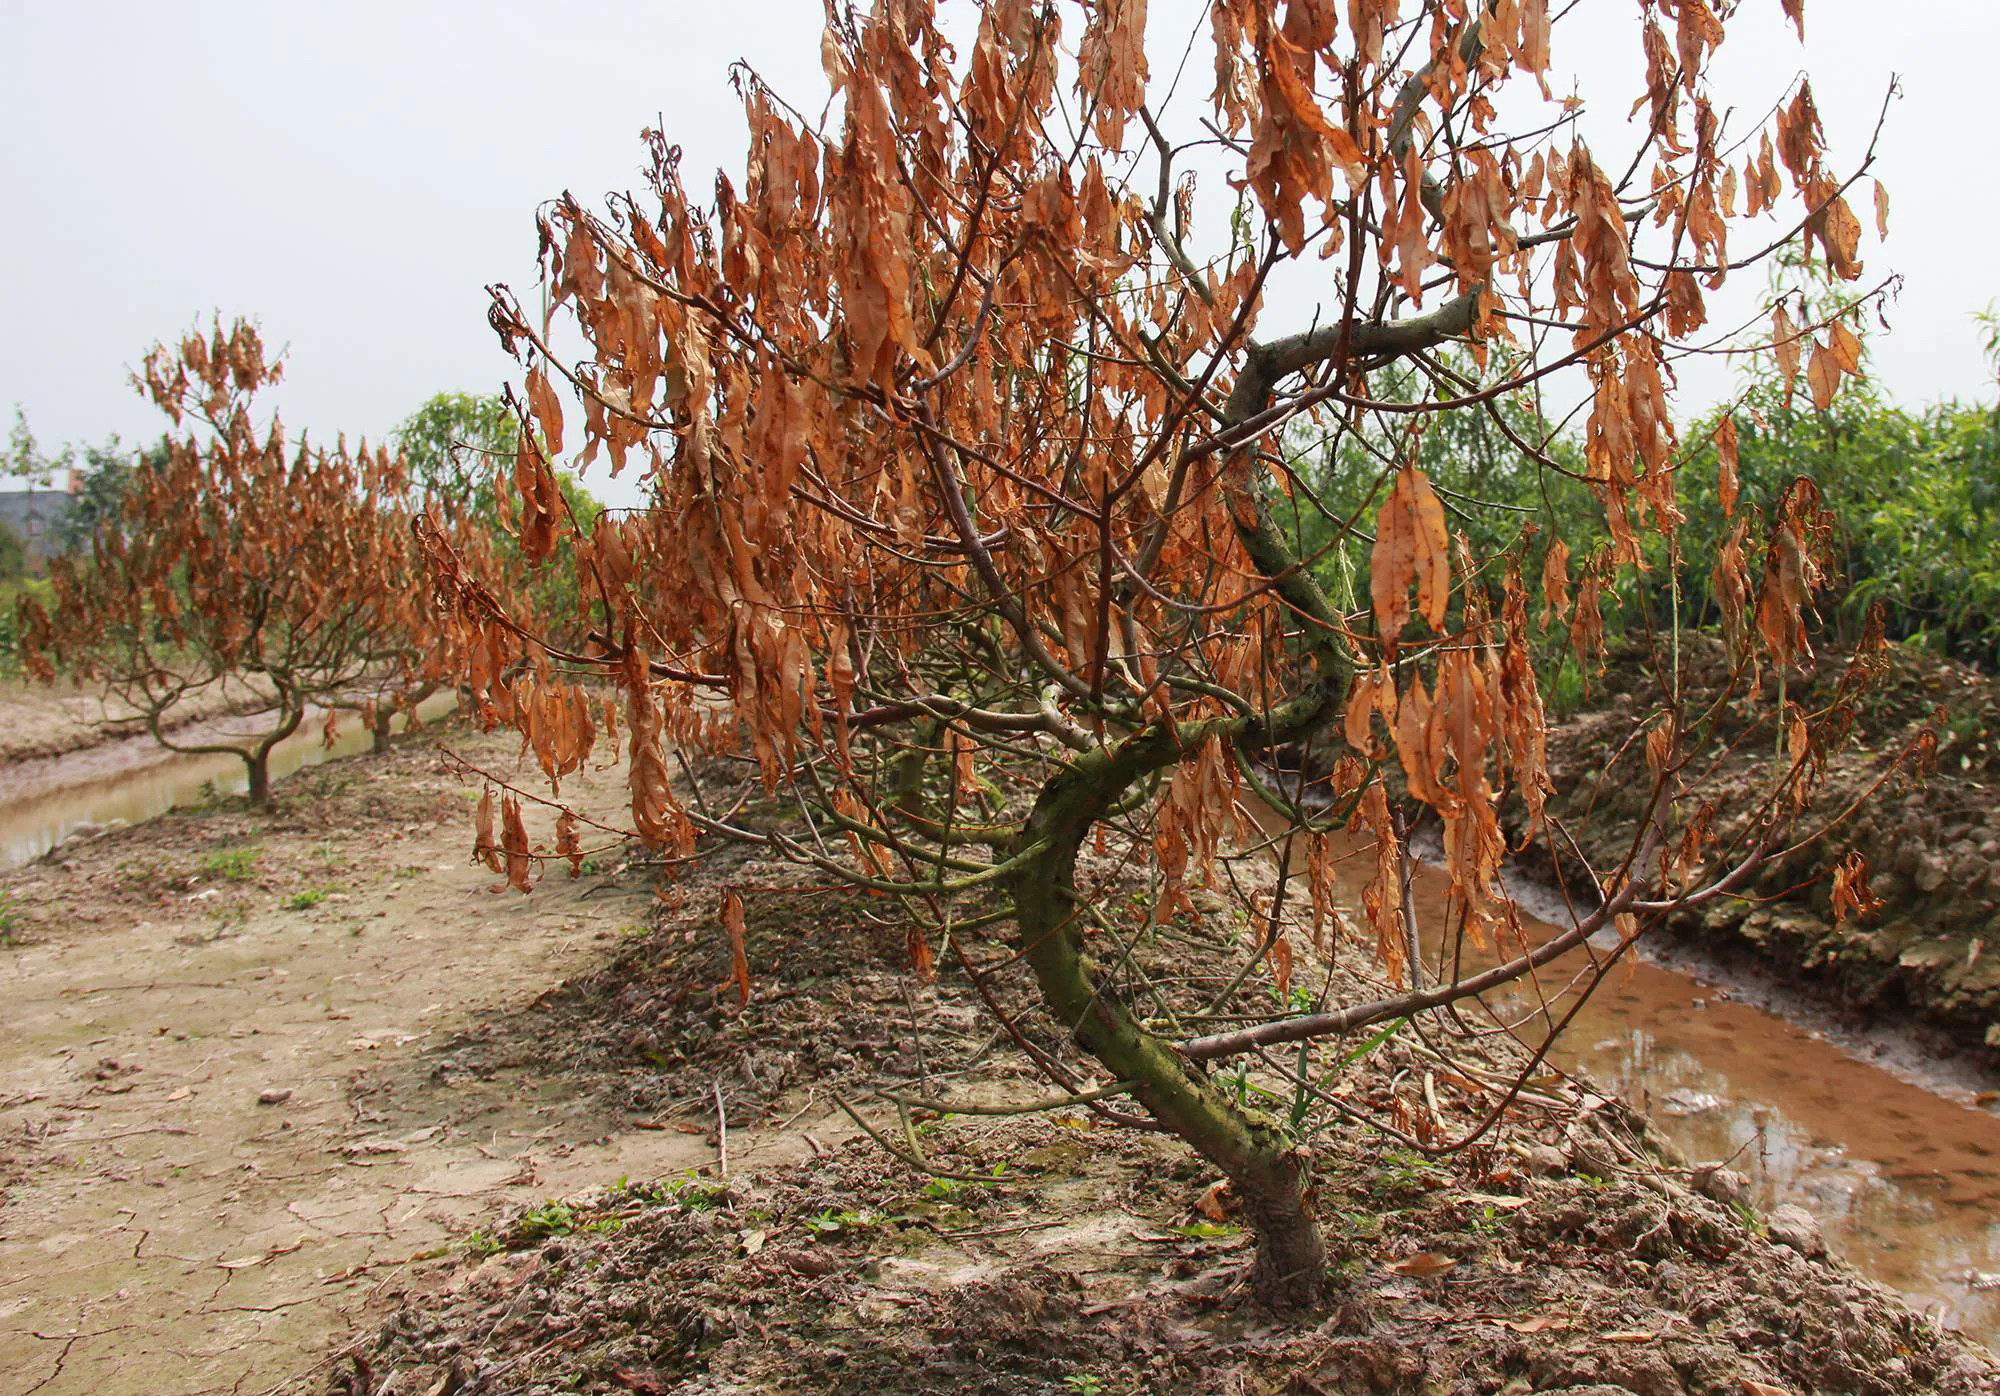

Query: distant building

[0,473,79,576]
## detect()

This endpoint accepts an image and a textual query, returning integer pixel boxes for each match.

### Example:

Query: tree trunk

[372,706,394,755]
[245,749,272,807]
[246,694,304,807]
[1010,734,1329,1308]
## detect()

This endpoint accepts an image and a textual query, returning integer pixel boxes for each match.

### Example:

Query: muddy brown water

[0,694,459,870]
[1384,843,2000,1342]
[2,734,1998,1350]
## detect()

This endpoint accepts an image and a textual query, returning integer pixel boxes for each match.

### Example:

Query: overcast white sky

[1,1,1989,504]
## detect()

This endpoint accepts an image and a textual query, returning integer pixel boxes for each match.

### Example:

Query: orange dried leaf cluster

[422,0,1902,1100]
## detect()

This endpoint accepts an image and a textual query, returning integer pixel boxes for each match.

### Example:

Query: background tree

[50,437,145,556]
[19,319,435,803]
[395,391,515,503]
[397,391,604,648]
[426,0,1919,1306]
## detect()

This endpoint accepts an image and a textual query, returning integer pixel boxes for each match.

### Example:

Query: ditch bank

[0,676,272,767]
[1537,635,2000,1066]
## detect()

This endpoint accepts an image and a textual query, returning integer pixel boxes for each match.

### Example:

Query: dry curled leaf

[555,807,584,877]
[500,794,536,894]
[1388,1252,1458,1276]
[721,888,752,1006]
[1830,850,1885,926]
[1371,465,1452,640]
[1713,415,1739,519]
[1499,1313,1571,1334]
[474,787,503,874]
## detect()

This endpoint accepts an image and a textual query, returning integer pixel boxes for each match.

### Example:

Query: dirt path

[0,728,815,1395]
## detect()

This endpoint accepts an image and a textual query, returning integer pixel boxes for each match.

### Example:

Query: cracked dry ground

[0,725,800,1394]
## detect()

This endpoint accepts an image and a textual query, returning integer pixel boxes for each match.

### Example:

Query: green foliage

[4,410,142,565]
[0,576,51,675]
[1367,1147,1448,1204]
[394,392,606,644]
[1286,353,1612,675]
[199,846,261,882]
[4,408,66,486]
[394,392,516,503]
[1291,281,2000,677]
[283,888,330,911]
[52,439,150,554]
[0,523,23,582]
[395,392,603,532]
[802,1207,877,1236]
[1679,382,2000,666]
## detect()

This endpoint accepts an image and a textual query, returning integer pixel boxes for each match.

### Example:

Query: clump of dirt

[1539,633,2000,1063]
[324,1109,1995,1396]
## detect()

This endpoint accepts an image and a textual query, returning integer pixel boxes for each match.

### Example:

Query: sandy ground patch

[0,725,821,1395]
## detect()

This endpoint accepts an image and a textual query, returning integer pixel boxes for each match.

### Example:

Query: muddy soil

[324,1115,1996,1396]
[2,692,1994,1394]
[0,723,836,1395]
[1538,636,2000,1063]
[311,791,1999,1396]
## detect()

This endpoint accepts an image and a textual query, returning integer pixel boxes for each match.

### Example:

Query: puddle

[1233,788,2000,1343]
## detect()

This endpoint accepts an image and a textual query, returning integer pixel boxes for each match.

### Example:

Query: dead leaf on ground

[610,1372,672,1396]
[1498,1313,1571,1333]
[1601,1329,1656,1343]
[1388,1251,1458,1276]
[1193,1179,1231,1221]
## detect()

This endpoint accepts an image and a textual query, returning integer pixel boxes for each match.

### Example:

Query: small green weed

[1369,1148,1447,1201]
[802,1208,875,1237]
[199,846,260,882]
[284,888,331,911]
[610,1174,728,1211]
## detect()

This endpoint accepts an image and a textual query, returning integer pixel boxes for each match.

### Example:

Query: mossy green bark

[1008,700,1335,1306]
